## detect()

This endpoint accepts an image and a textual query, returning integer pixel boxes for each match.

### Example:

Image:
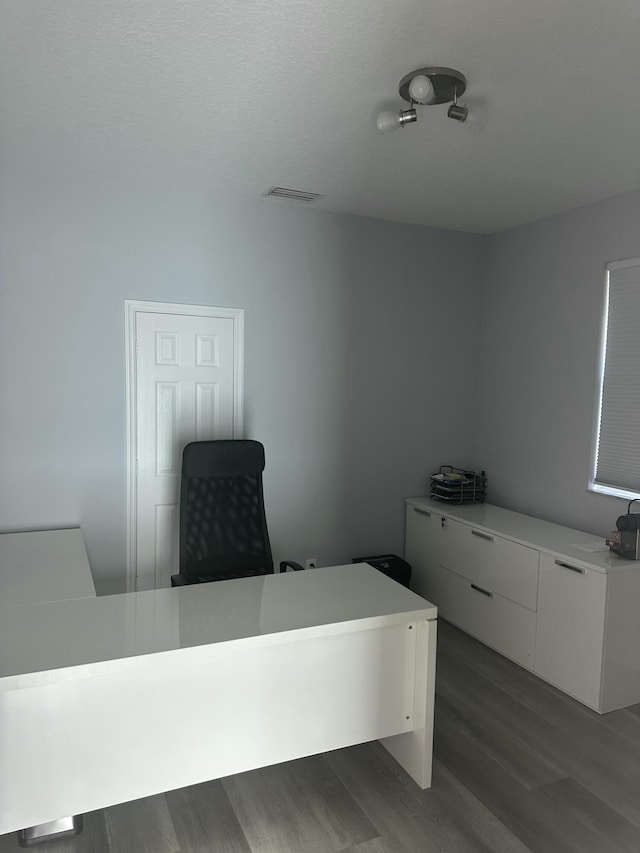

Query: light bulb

[408,74,433,104]
[377,110,401,133]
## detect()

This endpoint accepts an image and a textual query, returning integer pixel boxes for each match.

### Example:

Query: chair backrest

[179,440,274,583]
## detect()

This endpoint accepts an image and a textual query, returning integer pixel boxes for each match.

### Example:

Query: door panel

[133,309,241,590]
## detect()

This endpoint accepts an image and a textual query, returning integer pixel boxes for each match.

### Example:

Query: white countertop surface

[406,497,640,574]
[0,528,96,606]
[0,563,436,690]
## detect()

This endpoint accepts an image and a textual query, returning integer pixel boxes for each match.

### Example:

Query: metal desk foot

[17,815,83,847]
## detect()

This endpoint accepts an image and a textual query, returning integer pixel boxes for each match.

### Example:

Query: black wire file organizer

[429,465,487,504]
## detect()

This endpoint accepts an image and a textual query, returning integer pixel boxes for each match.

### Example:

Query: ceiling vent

[262,186,324,204]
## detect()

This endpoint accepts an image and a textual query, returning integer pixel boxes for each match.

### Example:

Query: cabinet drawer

[426,563,536,669]
[534,553,606,710]
[442,518,539,610]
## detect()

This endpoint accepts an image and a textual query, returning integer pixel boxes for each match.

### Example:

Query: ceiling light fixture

[377,66,468,133]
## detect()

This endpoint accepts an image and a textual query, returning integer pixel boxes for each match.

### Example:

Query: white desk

[0,564,437,835]
[0,527,96,843]
[0,528,96,607]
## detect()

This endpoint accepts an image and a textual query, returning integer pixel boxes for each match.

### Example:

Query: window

[591,257,640,498]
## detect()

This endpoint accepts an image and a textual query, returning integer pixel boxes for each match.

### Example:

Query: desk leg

[17,815,83,847]
[380,618,437,789]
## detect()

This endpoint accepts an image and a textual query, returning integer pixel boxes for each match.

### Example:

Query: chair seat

[180,552,272,584]
[187,570,269,584]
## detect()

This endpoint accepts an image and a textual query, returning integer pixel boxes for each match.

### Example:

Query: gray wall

[476,189,640,536]
[0,168,484,593]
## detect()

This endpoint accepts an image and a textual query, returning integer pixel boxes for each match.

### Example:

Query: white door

[127,303,244,591]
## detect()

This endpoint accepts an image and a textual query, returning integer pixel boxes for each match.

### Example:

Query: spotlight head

[398,108,417,128]
[376,108,417,134]
[447,103,468,122]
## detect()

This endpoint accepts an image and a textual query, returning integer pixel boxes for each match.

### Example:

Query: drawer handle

[471,529,494,542]
[554,559,585,575]
[413,508,431,517]
[471,583,494,598]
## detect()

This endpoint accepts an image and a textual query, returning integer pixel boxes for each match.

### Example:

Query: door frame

[124,300,244,592]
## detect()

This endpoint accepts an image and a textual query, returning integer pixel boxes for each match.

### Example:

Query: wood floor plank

[438,621,640,829]
[434,705,581,853]
[595,704,640,747]
[166,779,251,853]
[435,643,566,789]
[535,777,640,853]
[428,760,532,853]
[104,794,179,853]
[287,754,379,850]
[327,741,511,853]
[223,755,374,853]
[0,811,108,853]
[366,739,533,852]
[343,837,394,853]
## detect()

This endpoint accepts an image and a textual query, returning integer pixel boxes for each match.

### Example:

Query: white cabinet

[535,554,606,709]
[405,497,640,713]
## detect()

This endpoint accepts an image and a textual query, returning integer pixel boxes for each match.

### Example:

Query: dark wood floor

[3,620,640,853]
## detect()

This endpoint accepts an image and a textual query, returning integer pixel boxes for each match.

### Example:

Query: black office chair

[170,440,303,586]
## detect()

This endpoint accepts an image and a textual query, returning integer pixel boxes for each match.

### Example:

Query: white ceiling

[2,0,640,233]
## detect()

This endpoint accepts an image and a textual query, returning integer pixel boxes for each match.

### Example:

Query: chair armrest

[278,560,306,572]
[170,574,189,587]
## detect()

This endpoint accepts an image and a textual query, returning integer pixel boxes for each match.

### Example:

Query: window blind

[594,258,640,494]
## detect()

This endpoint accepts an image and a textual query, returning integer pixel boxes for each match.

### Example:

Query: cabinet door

[534,554,607,710]
[405,505,442,601]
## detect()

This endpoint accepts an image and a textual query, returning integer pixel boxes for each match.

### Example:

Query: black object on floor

[352,554,412,588]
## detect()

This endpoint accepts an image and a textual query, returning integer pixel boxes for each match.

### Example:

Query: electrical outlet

[305,558,317,570]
